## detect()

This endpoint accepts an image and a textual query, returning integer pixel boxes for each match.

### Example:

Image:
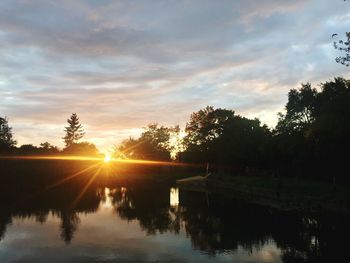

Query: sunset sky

[1,0,349,152]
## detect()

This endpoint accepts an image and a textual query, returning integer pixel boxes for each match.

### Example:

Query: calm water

[0,160,349,262]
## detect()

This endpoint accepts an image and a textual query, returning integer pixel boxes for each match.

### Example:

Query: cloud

[0,0,350,151]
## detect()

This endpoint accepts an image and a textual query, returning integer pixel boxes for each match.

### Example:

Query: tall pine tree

[63,113,85,147]
[0,116,17,151]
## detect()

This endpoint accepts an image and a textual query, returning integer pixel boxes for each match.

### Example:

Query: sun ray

[0,155,204,210]
[44,162,102,191]
[0,155,202,167]
[0,155,104,161]
[5,161,103,209]
[70,166,102,209]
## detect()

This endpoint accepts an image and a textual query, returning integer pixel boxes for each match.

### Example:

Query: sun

[104,154,112,162]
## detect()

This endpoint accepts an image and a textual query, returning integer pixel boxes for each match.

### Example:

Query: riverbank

[178,174,350,214]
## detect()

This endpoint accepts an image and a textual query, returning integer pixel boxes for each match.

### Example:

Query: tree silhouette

[275,83,317,134]
[0,116,16,152]
[334,32,350,67]
[333,1,350,66]
[63,141,98,155]
[40,142,59,153]
[115,123,179,161]
[183,106,235,150]
[60,211,80,244]
[273,77,350,179]
[63,113,85,147]
[181,106,271,169]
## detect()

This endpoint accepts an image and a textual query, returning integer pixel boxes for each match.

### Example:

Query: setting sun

[104,154,112,162]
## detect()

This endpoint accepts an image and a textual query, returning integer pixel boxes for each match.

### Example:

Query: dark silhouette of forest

[0,113,99,156]
[1,77,350,182]
[117,77,350,182]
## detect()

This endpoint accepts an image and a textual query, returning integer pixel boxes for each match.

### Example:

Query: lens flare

[104,154,111,162]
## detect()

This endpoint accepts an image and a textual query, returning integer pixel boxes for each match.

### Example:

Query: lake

[0,159,348,262]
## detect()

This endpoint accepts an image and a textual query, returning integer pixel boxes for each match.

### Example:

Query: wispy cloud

[0,0,349,151]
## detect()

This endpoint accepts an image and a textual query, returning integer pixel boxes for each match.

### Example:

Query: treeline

[0,113,99,156]
[114,77,350,181]
[1,77,349,180]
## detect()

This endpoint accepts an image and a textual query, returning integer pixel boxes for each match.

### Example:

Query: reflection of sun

[100,187,113,209]
[170,187,179,207]
[104,154,111,162]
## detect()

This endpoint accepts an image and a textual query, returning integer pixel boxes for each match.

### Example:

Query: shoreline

[178,175,350,214]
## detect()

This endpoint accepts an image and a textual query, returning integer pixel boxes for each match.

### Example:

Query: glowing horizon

[0,155,201,167]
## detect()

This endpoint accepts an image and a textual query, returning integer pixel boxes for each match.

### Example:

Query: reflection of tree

[1,160,350,262]
[0,164,101,244]
[111,187,350,262]
[111,187,179,235]
[178,191,271,255]
[35,210,48,224]
[111,188,267,255]
[274,216,350,263]
[0,213,12,241]
[59,211,80,244]
[111,188,270,255]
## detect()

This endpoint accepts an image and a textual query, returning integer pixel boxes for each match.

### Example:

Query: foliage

[275,83,317,134]
[62,114,98,156]
[115,123,179,161]
[63,142,99,156]
[63,113,85,148]
[334,32,350,67]
[181,106,271,170]
[18,144,38,154]
[183,106,234,151]
[333,1,350,66]
[39,142,59,153]
[15,142,59,155]
[0,116,17,152]
[274,77,350,180]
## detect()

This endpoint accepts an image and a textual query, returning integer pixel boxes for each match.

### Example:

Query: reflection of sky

[1,0,350,152]
[0,188,282,263]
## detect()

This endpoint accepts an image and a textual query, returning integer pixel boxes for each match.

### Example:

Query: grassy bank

[208,175,350,214]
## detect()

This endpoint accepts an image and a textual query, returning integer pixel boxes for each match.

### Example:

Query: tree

[273,77,350,180]
[0,116,17,152]
[275,83,317,135]
[39,142,59,154]
[40,142,55,150]
[334,32,350,67]
[17,144,40,154]
[115,137,139,159]
[215,116,271,168]
[311,78,350,178]
[63,142,99,156]
[63,113,85,147]
[181,106,271,170]
[114,123,179,161]
[273,83,319,177]
[184,106,234,151]
[333,1,350,66]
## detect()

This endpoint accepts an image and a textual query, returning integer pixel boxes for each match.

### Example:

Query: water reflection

[0,160,349,262]
[170,187,179,207]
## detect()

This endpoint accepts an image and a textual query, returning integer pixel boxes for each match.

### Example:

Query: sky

[0,0,350,152]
